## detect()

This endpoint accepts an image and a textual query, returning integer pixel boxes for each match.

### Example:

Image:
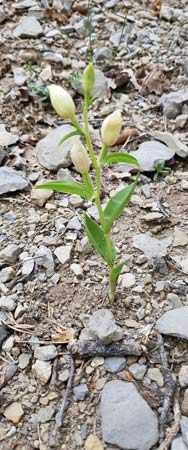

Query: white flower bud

[82,63,95,94]
[71,138,90,174]
[101,110,122,146]
[48,85,75,119]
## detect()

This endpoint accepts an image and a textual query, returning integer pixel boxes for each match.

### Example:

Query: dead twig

[50,358,58,387]
[158,334,176,443]
[50,356,75,447]
[158,388,181,450]
[68,337,142,357]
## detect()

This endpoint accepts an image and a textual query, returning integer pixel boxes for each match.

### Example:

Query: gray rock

[0,167,28,195]
[110,26,132,46]
[14,16,43,38]
[179,367,188,389]
[54,245,72,264]
[73,384,89,401]
[35,245,54,276]
[67,217,81,231]
[0,6,6,23]
[37,406,54,423]
[0,267,15,283]
[100,381,158,450]
[156,307,188,340]
[105,357,127,373]
[95,47,113,63]
[89,309,123,345]
[34,345,57,361]
[171,436,188,450]
[130,141,175,172]
[180,416,188,446]
[160,90,188,119]
[32,360,52,384]
[72,69,108,98]
[133,234,172,258]
[0,147,5,165]
[0,244,21,266]
[18,353,31,370]
[0,295,17,312]
[13,67,27,86]
[175,114,188,129]
[147,368,163,387]
[0,124,18,146]
[160,4,174,21]
[36,125,75,170]
[129,363,147,381]
[166,293,183,309]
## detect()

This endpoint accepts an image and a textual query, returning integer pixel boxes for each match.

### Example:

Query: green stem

[99,144,108,164]
[82,172,94,197]
[109,277,116,304]
[71,115,86,137]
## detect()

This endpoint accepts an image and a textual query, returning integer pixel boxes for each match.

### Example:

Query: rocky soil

[1,0,188,449]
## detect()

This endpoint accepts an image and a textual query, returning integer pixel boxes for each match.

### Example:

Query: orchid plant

[36,63,140,303]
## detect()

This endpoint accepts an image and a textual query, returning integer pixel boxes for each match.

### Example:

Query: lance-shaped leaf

[36,180,92,200]
[110,262,124,282]
[103,179,137,233]
[101,152,140,167]
[58,130,81,147]
[84,214,116,265]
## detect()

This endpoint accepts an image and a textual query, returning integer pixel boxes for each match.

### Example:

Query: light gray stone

[95,47,113,63]
[129,363,147,380]
[37,406,54,423]
[119,273,136,288]
[0,267,15,283]
[14,16,43,38]
[171,436,188,450]
[105,357,127,373]
[54,245,72,264]
[180,416,188,446]
[89,309,123,345]
[147,368,163,387]
[73,384,89,401]
[32,360,52,384]
[0,295,17,312]
[0,124,18,146]
[36,125,74,170]
[156,307,188,340]
[166,293,183,309]
[179,366,188,389]
[34,345,57,361]
[100,381,158,450]
[130,141,175,172]
[35,245,54,275]
[13,68,27,86]
[72,69,108,98]
[67,217,81,231]
[133,234,172,258]
[0,167,28,195]
[18,353,31,370]
[160,90,188,119]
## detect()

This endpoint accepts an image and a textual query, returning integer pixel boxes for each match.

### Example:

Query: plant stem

[109,277,116,304]
[71,115,86,137]
[82,172,94,197]
[99,144,108,164]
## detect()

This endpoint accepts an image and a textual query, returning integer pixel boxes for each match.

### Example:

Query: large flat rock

[36,125,75,171]
[100,380,158,450]
[130,140,175,172]
[133,233,172,258]
[156,307,188,340]
[0,167,28,195]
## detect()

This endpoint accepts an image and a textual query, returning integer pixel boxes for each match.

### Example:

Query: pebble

[0,167,28,195]
[4,402,24,424]
[147,368,164,387]
[54,245,73,264]
[182,389,188,416]
[105,357,127,373]
[173,227,188,247]
[35,245,54,276]
[37,406,55,423]
[119,273,136,288]
[0,244,21,266]
[70,263,83,277]
[129,363,147,380]
[67,217,81,231]
[89,309,123,345]
[13,67,27,86]
[18,353,31,370]
[36,125,74,170]
[73,383,89,401]
[157,307,188,340]
[85,434,104,450]
[32,360,52,384]
[2,335,14,352]
[69,194,83,207]
[34,345,57,361]
[182,180,188,191]
[0,267,15,283]
[31,185,53,207]
[100,381,159,450]
[175,114,188,128]
[58,369,69,382]
[14,16,43,38]
[143,212,163,222]
[179,366,188,388]
[0,124,18,146]
[166,293,183,309]
[0,295,17,311]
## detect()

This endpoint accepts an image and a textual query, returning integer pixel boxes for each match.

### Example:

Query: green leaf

[101,152,140,167]
[35,180,92,200]
[103,180,137,233]
[58,130,80,147]
[84,214,116,265]
[110,262,124,282]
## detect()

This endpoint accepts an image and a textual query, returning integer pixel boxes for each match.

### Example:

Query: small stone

[32,360,52,384]
[143,212,163,222]
[0,124,18,146]
[36,125,75,170]
[73,383,89,401]
[156,307,188,340]
[133,234,172,258]
[80,236,92,255]
[160,4,174,21]
[100,381,159,450]
[59,369,69,382]
[96,377,106,391]
[54,245,72,264]
[0,295,17,312]
[13,67,27,86]
[2,336,14,352]
[85,434,104,450]
[4,402,24,424]
[182,390,188,416]
[37,406,54,423]
[31,185,53,207]
[182,180,188,191]
[173,228,188,247]
[67,217,81,231]
[22,258,34,276]
[70,263,83,277]
[89,309,123,345]
[0,167,28,195]
[180,416,188,446]
[171,436,187,450]
[166,293,183,309]
[69,194,82,207]
[39,64,52,82]
[129,363,147,381]
[147,368,164,387]
[35,245,54,275]
[119,273,136,288]
[34,345,57,361]
[95,47,113,63]
[105,357,127,373]
[175,114,188,129]
[18,353,31,369]
[0,267,15,283]
[91,356,104,368]
[55,218,66,233]
[0,244,21,266]
[141,184,151,199]
[179,366,188,388]
[14,16,43,38]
